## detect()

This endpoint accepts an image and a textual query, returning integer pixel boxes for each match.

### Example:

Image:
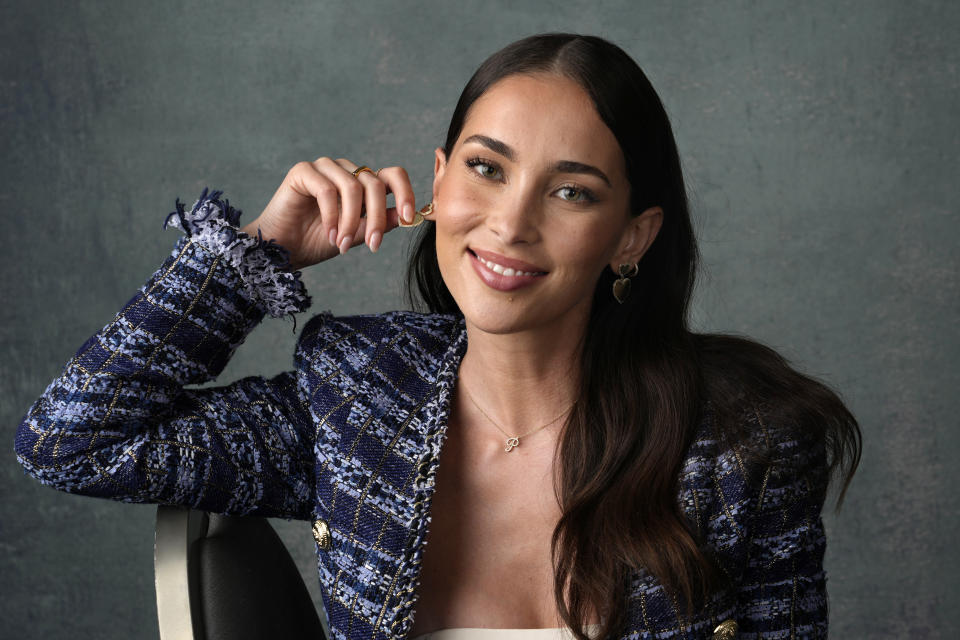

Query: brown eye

[557,186,585,202]
[466,158,503,180]
[474,162,501,179]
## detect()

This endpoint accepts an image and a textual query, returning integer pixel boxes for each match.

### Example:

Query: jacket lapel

[310,313,467,639]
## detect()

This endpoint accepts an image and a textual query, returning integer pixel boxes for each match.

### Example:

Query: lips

[467,248,547,292]
[470,248,547,275]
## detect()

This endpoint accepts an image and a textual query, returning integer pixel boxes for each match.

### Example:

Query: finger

[354,170,387,253]
[317,157,364,254]
[344,219,387,249]
[376,166,417,226]
[346,209,401,253]
[384,205,403,230]
[310,157,347,247]
[330,159,381,253]
[344,209,401,254]
[349,218,369,248]
[292,162,340,249]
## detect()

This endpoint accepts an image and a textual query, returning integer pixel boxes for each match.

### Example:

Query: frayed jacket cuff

[163,187,311,319]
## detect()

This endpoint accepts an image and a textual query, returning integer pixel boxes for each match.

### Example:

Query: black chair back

[155,506,326,640]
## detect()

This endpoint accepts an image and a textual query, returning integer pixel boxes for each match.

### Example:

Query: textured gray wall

[2,1,957,637]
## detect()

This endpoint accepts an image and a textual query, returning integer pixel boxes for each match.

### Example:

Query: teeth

[477,255,539,277]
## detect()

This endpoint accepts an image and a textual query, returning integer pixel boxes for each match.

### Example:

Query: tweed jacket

[15,190,830,639]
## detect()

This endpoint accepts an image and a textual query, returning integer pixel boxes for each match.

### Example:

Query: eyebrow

[461,134,612,187]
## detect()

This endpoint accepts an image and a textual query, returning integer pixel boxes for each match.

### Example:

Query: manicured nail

[403,203,413,224]
[328,228,337,246]
[369,231,382,253]
[338,236,351,255]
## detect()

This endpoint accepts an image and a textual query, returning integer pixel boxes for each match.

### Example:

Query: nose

[485,184,541,244]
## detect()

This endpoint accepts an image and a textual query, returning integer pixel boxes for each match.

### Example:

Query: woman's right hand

[239,158,418,272]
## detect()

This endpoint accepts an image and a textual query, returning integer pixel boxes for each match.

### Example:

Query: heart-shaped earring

[398,202,435,228]
[612,262,639,304]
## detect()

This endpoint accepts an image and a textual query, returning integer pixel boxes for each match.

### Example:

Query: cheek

[550,221,622,271]
[434,208,473,254]
[559,249,612,294]
[438,176,490,216]
[435,180,489,243]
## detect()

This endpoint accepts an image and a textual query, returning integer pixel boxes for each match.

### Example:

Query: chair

[154,505,328,640]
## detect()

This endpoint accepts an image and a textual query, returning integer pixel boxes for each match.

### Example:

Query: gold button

[312,518,332,550]
[712,619,738,639]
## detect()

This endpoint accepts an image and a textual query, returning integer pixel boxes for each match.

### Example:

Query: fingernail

[328,229,337,246]
[403,203,413,224]
[369,231,382,253]
[338,236,351,255]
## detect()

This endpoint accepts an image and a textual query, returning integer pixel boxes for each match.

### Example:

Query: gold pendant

[504,437,520,452]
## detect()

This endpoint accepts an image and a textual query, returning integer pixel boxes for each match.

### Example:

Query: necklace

[460,383,573,452]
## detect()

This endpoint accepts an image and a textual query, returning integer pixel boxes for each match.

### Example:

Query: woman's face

[432,72,661,338]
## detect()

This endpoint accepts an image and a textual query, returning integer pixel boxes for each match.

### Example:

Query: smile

[475,255,541,277]
[468,249,547,292]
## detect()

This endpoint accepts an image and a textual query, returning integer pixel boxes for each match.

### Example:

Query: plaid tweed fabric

[15,190,830,639]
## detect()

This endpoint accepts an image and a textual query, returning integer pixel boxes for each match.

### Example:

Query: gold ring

[352,165,375,178]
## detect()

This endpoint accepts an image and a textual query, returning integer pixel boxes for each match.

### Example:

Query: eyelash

[465,157,502,180]
[463,157,598,204]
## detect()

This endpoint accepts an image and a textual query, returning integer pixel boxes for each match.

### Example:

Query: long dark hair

[406,33,861,639]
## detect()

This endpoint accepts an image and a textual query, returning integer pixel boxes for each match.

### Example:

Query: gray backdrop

[2,1,957,637]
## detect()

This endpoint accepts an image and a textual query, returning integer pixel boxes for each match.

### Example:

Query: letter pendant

[504,437,520,452]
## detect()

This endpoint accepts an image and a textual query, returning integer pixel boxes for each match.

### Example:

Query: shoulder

[298,309,463,347]
[681,397,831,554]
[691,332,843,490]
[679,401,830,574]
[294,309,465,382]
[685,399,829,507]
[683,347,838,632]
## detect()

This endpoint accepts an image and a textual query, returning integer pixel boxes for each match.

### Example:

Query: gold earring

[399,202,435,227]
[612,262,639,304]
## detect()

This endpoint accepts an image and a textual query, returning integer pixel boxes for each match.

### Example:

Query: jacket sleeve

[734,410,830,638]
[14,189,318,520]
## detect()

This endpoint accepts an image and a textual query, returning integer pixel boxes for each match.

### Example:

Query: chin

[459,302,538,335]
[460,293,591,338]
[441,256,593,336]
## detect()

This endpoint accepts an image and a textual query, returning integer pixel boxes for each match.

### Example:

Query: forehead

[457,73,626,179]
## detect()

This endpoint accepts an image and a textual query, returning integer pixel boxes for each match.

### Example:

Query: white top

[411,624,601,640]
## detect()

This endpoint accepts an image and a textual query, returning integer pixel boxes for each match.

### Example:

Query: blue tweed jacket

[15,191,830,639]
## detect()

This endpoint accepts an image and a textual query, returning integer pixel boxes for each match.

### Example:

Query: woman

[15,33,860,639]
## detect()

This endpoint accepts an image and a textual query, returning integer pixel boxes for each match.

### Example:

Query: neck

[457,315,586,440]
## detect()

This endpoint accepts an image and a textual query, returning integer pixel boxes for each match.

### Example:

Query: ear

[609,206,663,272]
[432,147,447,201]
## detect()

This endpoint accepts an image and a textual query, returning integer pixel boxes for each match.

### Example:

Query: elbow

[13,401,82,490]
[14,413,58,486]
[14,408,44,474]
[15,400,148,499]
[14,362,129,491]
